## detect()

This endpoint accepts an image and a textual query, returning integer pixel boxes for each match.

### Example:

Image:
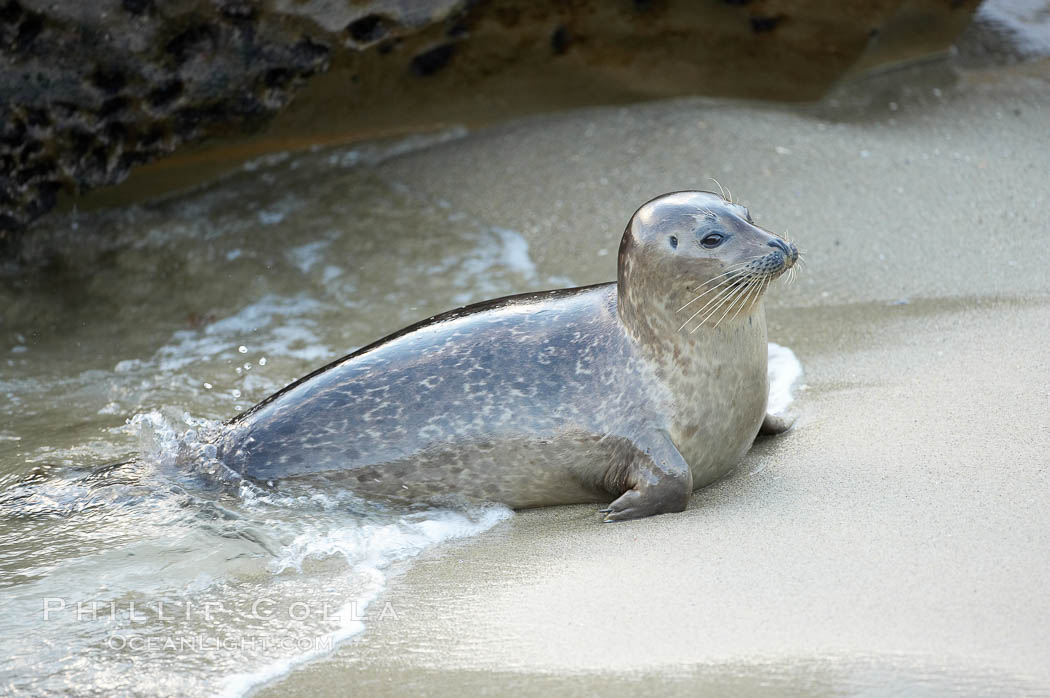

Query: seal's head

[617,190,798,335]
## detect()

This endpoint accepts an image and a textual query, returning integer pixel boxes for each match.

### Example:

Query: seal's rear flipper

[758,413,793,436]
[600,431,692,522]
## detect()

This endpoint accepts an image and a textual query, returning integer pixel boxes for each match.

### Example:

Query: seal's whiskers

[727,275,764,326]
[695,279,747,332]
[685,274,753,333]
[713,275,760,330]
[689,269,773,333]
[677,263,752,313]
[678,255,765,312]
[685,260,752,293]
[710,280,751,330]
[678,275,749,332]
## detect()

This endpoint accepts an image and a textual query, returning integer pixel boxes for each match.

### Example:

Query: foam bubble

[767,342,804,415]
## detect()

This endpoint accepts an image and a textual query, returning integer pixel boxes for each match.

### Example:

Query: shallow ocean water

[0,133,550,695]
[0,130,800,694]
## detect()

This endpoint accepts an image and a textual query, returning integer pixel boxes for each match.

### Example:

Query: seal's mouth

[675,239,801,333]
[746,238,799,279]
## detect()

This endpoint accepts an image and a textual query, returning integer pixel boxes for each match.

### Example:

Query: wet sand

[258,56,1050,695]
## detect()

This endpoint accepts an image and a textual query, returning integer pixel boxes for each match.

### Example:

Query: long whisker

[728,274,764,325]
[740,276,770,324]
[679,282,744,333]
[687,272,758,333]
[678,275,750,333]
[713,275,757,329]
[708,177,728,202]
[719,278,754,329]
[677,262,756,312]
[685,260,753,293]
[693,280,747,333]
[685,253,769,293]
[710,273,766,331]
[740,275,766,317]
[677,259,762,313]
[677,273,743,314]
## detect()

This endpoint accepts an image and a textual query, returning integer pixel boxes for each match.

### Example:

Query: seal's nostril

[768,239,789,255]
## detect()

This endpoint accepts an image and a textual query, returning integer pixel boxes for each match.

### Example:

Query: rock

[0,0,980,247]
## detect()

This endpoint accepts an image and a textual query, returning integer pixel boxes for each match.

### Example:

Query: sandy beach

[256,55,1050,695]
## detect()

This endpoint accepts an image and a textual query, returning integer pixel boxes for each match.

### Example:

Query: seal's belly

[268,434,615,509]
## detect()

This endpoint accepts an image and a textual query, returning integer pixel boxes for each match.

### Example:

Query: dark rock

[147,80,183,110]
[0,2,23,25]
[550,25,569,55]
[0,0,337,237]
[0,0,983,244]
[347,14,388,44]
[164,23,218,65]
[89,67,127,95]
[410,43,455,76]
[750,16,783,33]
[121,0,152,16]
[14,13,42,52]
[218,1,256,22]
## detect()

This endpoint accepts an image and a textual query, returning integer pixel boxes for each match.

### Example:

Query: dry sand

[259,55,1050,696]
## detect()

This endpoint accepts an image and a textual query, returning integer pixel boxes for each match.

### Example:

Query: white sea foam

[978,0,1050,57]
[287,240,332,273]
[491,226,539,277]
[269,505,513,575]
[442,225,540,305]
[767,342,804,415]
[148,294,332,371]
[219,504,511,698]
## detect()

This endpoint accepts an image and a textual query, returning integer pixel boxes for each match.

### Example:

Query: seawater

[0,131,801,695]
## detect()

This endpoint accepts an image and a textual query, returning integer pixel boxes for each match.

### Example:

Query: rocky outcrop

[0,0,980,246]
[0,0,341,240]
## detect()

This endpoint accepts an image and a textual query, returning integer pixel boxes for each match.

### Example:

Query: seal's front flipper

[601,432,692,522]
[758,413,793,436]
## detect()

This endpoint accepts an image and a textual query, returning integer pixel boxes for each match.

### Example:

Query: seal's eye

[700,232,726,248]
[669,235,678,250]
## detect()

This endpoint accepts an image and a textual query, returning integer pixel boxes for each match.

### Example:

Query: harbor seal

[218,191,798,521]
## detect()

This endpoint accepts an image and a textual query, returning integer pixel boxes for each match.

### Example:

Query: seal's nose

[768,238,798,266]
